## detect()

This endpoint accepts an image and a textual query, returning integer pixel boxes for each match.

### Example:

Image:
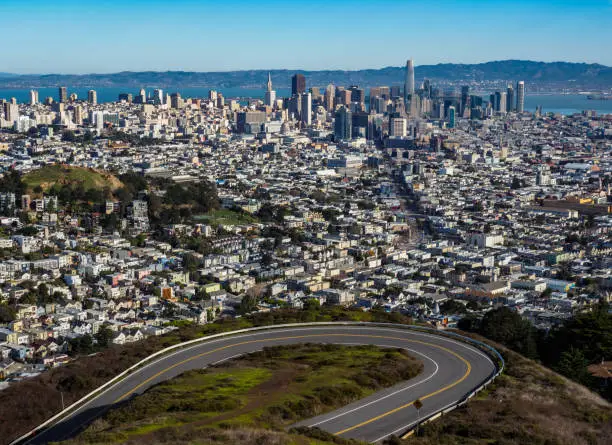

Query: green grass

[61,344,423,445]
[22,164,122,194]
[193,208,259,226]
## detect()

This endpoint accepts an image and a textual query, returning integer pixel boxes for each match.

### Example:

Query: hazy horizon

[1,59,610,77]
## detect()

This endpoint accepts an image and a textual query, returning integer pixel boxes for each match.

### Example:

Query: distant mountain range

[1,60,611,89]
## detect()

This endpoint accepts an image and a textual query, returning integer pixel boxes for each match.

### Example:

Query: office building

[448,106,456,128]
[324,84,335,111]
[460,86,470,116]
[404,58,415,98]
[170,93,182,109]
[335,87,351,106]
[58,86,67,103]
[349,86,365,105]
[236,111,266,133]
[389,117,407,137]
[3,102,18,123]
[264,73,276,107]
[310,87,321,101]
[499,92,507,114]
[300,92,312,126]
[29,90,38,105]
[334,106,352,141]
[506,84,515,112]
[516,81,525,113]
[288,94,301,120]
[153,89,164,105]
[88,90,97,105]
[74,105,83,125]
[118,93,133,103]
[493,91,507,113]
[291,74,306,96]
[136,88,146,104]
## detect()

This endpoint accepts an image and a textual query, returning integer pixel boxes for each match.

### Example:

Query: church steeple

[267,72,272,92]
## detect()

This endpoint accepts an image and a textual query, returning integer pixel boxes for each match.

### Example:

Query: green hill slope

[22,165,123,196]
[58,344,422,445]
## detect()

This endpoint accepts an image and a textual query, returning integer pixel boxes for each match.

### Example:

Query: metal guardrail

[9,322,504,445]
[398,327,505,439]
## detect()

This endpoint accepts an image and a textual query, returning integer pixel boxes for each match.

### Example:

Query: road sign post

[414,398,423,435]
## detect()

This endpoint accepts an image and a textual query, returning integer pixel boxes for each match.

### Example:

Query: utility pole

[60,391,65,410]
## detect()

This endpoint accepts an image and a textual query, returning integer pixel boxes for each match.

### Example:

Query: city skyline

[1,0,611,74]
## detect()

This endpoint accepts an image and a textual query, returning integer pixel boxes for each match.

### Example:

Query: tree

[303,298,321,311]
[239,294,259,314]
[555,347,591,385]
[69,334,94,355]
[466,300,480,311]
[94,325,114,348]
[0,304,16,323]
[557,262,574,281]
[511,176,523,189]
[480,307,538,358]
[458,314,480,332]
[440,299,467,315]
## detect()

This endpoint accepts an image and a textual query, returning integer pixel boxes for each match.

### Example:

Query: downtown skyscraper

[404,59,415,99]
[291,74,306,96]
[516,81,525,113]
[404,58,415,115]
[264,73,276,107]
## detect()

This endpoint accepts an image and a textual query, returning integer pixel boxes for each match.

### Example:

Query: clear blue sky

[1,0,611,74]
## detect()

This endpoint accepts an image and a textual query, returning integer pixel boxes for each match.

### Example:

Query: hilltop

[1,60,611,89]
[22,165,123,196]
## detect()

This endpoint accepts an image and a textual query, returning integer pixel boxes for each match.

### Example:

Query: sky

[1,0,611,74]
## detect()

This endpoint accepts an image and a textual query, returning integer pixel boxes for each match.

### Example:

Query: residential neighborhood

[0,72,610,390]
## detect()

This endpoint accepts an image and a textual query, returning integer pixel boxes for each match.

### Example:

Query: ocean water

[1,87,611,115]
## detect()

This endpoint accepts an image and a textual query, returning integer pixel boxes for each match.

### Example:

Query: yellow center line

[334,344,471,435]
[112,333,471,437]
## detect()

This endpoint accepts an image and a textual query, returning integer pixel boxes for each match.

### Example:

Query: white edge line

[370,398,460,443]
[17,323,500,445]
[307,346,439,427]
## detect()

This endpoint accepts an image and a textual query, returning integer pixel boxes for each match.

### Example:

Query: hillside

[0,308,608,445]
[54,341,611,445]
[58,344,422,445]
[399,341,611,445]
[22,165,123,196]
[1,60,611,89]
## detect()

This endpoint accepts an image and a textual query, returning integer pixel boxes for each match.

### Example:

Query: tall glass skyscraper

[516,81,525,113]
[404,58,415,114]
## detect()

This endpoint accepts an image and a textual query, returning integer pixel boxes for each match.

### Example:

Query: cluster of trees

[139,181,220,226]
[104,129,162,147]
[256,203,289,223]
[68,325,115,355]
[48,182,113,206]
[163,182,219,211]
[61,130,95,144]
[459,303,611,400]
[0,284,68,323]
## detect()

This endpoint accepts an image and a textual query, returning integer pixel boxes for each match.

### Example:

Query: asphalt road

[25,325,496,444]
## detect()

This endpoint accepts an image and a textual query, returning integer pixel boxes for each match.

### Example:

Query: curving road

[25,325,496,444]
